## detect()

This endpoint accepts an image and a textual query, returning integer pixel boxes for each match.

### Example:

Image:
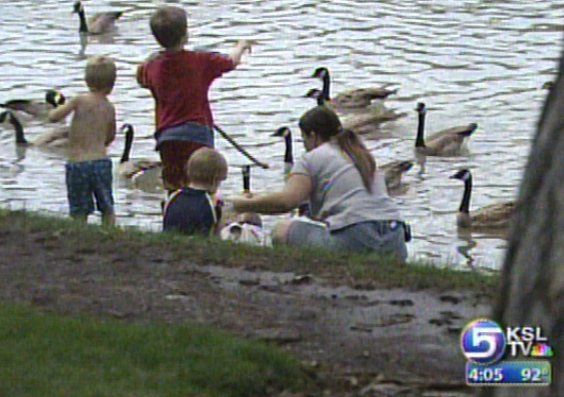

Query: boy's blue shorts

[65,158,114,216]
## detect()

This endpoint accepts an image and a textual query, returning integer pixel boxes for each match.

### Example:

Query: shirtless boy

[49,56,117,225]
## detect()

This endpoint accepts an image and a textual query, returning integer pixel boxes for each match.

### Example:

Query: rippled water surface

[1,0,562,270]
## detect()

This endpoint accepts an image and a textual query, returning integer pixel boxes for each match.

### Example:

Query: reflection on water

[0,0,562,270]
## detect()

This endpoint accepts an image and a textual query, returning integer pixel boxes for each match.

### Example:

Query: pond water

[0,0,562,271]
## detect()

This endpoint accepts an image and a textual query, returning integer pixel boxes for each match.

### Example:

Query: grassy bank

[0,208,498,292]
[0,302,312,397]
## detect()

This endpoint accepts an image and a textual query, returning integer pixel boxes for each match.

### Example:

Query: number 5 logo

[461,319,506,364]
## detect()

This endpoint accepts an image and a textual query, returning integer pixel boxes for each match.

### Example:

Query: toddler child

[49,56,117,226]
[163,147,227,235]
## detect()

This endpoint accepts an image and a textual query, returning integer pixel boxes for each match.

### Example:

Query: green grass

[0,208,498,293]
[0,303,312,397]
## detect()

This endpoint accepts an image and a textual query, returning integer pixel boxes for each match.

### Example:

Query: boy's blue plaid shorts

[65,158,114,216]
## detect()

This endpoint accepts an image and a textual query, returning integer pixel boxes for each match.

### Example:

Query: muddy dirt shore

[0,217,493,396]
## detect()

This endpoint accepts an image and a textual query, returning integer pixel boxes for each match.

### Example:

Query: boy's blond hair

[85,56,116,93]
[186,148,227,185]
[150,6,187,48]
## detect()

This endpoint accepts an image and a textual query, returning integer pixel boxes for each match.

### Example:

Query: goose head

[45,90,66,108]
[305,88,325,106]
[311,67,329,80]
[450,168,472,183]
[73,1,84,14]
[120,124,134,163]
[415,102,427,114]
[272,126,292,139]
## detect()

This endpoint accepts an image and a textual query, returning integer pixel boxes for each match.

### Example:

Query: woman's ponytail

[335,128,376,193]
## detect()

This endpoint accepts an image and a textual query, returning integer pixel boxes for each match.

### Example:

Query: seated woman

[230,105,408,262]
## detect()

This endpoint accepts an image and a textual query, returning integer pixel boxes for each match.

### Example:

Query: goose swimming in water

[414,102,477,156]
[0,90,65,121]
[311,67,398,110]
[117,124,162,182]
[73,1,123,35]
[450,169,515,230]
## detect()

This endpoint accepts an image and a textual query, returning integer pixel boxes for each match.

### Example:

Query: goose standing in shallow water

[0,90,65,121]
[118,124,162,180]
[450,169,515,230]
[0,111,68,148]
[305,88,406,133]
[311,67,398,110]
[73,1,123,35]
[414,102,477,156]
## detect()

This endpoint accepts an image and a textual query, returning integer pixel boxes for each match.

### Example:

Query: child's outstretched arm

[48,97,78,122]
[229,40,254,67]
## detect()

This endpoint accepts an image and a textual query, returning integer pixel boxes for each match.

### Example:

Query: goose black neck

[284,133,293,164]
[459,176,472,214]
[78,10,88,33]
[120,130,133,163]
[321,74,331,101]
[12,116,27,145]
[415,111,426,148]
[242,166,251,193]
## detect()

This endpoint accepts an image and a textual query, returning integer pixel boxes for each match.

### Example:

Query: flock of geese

[301,67,515,232]
[0,1,520,234]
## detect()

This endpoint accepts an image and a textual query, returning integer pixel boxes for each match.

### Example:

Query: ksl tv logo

[460,319,554,364]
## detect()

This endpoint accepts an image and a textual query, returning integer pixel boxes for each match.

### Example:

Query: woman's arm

[231,174,312,214]
[48,97,78,122]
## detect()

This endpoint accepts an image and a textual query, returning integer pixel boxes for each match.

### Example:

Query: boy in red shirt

[137,5,252,192]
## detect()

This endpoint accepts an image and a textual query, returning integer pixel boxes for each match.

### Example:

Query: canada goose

[414,102,477,156]
[0,90,65,121]
[305,88,406,133]
[380,160,413,191]
[271,126,293,175]
[450,169,515,230]
[0,111,68,148]
[118,124,162,179]
[271,127,310,217]
[311,67,398,110]
[73,1,123,35]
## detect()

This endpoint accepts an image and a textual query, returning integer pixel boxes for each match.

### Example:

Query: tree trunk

[478,47,564,396]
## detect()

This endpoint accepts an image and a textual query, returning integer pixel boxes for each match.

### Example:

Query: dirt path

[0,225,491,396]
